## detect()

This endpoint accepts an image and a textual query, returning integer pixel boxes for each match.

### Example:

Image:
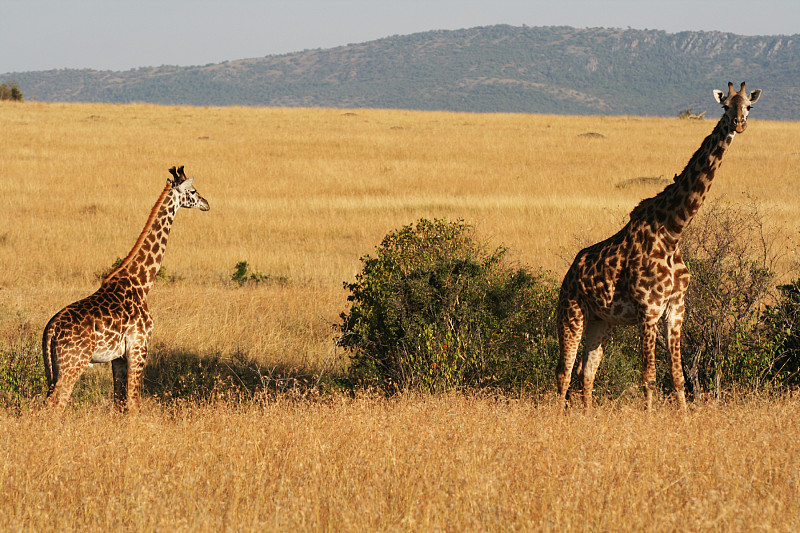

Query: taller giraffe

[556,82,761,411]
[42,166,210,413]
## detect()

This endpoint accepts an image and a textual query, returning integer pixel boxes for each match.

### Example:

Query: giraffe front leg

[111,358,129,411]
[666,323,688,412]
[581,320,613,410]
[665,308,688,412]
[124,342,149,413]
[640,321,659,411]
[556,300,585,411]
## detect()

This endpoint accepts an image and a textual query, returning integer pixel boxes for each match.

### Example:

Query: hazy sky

[2,0,798,73]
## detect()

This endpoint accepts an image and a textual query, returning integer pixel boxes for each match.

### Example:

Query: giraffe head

[712,81,761,134]
[168,166,210,211]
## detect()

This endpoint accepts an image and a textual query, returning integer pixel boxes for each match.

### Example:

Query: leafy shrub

[758,279,800,388]
[230,260,286,286]
[336,218,559,394]
[0,340,47,412]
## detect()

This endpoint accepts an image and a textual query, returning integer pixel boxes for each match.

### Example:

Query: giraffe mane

[101,170,175,283]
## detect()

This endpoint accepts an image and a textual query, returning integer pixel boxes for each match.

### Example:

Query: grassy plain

[1,102,800,531]
[2,395,800,531]
[2,101,799,371]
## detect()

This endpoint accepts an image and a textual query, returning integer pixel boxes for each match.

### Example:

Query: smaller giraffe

[42,166,209,413]
[556,82,760,411]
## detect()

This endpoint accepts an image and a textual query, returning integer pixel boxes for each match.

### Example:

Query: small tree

[0,81,23,101]
[336,218,559,394]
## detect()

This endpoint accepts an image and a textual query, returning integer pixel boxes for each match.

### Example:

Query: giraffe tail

[41,315,59,396]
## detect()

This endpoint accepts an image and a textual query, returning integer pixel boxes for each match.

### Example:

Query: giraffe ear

[177,177,195,192]
[748,89,762,104]
[712,89,725,105]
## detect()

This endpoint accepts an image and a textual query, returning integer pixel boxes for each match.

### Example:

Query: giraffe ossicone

[555,82,761,411]
[42,166,210,413]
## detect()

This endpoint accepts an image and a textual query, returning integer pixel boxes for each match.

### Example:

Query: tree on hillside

[0,81,23,101]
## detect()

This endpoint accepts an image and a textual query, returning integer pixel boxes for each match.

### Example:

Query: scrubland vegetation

[1,101,799,530]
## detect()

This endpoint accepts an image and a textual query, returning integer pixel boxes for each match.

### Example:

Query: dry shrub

[680,199,786,398]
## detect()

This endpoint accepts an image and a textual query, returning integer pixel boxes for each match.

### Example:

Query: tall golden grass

[2,395,799,531]
[2,101,800,531]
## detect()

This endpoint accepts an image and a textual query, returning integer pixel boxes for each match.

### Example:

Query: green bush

[0,81,23,102]
[0,340,47,412]
[758,279,800,388]
[336,218,559,394]
[230,260,286,286]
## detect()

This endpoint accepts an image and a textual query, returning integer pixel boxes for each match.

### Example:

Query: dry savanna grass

[1,395,799,531]
[1,101,800,531]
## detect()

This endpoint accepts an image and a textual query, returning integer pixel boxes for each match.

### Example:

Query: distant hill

[3,25,799,120]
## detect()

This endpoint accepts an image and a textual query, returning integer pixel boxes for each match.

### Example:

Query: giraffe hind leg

[556,300,585,410]
[44,353,91,413]
[580,320,614,410]
[43,339,94,414]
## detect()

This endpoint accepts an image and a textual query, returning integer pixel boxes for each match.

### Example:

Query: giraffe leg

[640,320,659,411]
[665,304,688,412]
[45,374,80,413]
[556,299,585,410]
[124,343,149,413]
[665,322,687,412]
[111,358,129,411]
[44,346,93,414]
[580,320,614,410]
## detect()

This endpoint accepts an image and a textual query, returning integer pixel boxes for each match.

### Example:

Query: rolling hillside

[3,25,799,119]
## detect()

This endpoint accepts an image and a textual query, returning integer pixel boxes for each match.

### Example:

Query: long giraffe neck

[631,112,736,238]
[102,183,179,298]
